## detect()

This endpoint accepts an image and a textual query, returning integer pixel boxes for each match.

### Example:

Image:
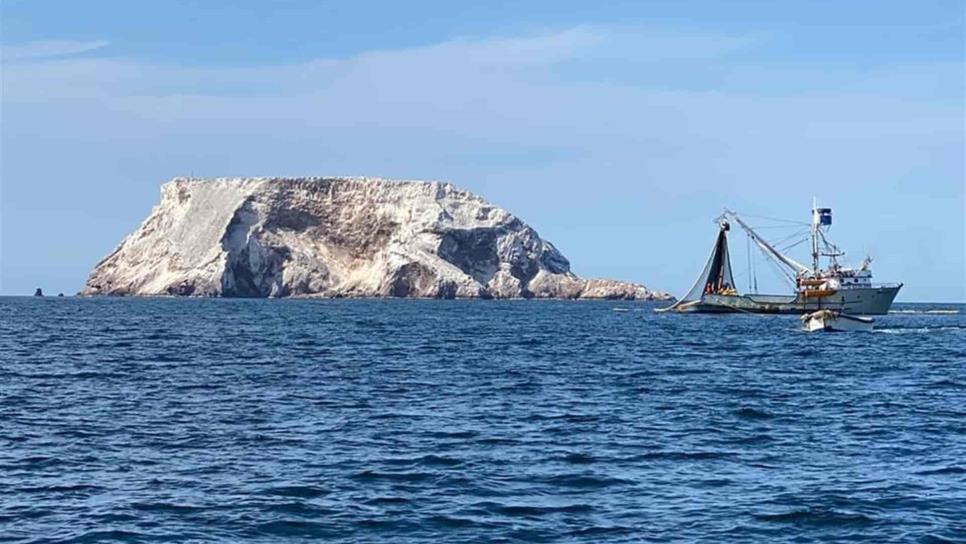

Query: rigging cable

[778,236,811,253]
[746,234,752,293]
[738,212,810,226]
[748,231,798,287]
[763,252,796,287]
[771,227,811,250]
[753,242,758,293]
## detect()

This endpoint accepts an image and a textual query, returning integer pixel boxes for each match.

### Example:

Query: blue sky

[1,0,963,301]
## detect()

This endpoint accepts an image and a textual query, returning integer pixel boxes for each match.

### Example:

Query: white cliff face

[82,177,669,300]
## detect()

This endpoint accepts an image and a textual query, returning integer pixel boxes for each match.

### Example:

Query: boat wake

[874,325,966,334]
[888,309,960,315]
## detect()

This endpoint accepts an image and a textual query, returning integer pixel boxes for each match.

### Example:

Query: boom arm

[725,210,811,276]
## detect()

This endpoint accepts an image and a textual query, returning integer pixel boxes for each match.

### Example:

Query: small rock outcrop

[82,177,669,300]
[33,288,44,297]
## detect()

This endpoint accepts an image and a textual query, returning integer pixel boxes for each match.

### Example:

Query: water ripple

[1,297,964,543]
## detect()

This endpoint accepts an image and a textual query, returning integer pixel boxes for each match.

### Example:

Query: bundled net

[659,220,736,311]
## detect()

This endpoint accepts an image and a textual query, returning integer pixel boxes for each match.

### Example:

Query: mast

[725,210,810,277]
[811,197,820,274]
[810,200,836,275]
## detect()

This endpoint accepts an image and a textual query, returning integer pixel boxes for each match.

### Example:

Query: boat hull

[673,284,901,315]
[802,311,874,332]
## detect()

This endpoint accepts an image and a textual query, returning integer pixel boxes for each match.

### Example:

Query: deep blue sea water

[1,297,964,543]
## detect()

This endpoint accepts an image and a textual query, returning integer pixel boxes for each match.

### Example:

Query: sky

[1,0,963,301]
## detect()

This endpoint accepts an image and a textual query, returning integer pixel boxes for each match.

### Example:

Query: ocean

[2,297,964,543]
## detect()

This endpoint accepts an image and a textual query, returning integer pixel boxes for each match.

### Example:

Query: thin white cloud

[0,26,766,101]
[1,39,109,61]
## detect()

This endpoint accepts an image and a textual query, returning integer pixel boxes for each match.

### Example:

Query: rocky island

[82,177,669,300]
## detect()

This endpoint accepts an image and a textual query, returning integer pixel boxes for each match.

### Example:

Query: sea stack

[82,177,669,300]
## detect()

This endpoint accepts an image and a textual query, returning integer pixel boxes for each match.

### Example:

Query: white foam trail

[888,309,960,315]
[875,326,965,334]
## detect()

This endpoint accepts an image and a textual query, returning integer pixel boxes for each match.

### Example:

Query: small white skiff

[801,309,874,332]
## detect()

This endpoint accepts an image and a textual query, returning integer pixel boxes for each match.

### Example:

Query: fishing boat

[659,201,902,315]
[801,310,874,332]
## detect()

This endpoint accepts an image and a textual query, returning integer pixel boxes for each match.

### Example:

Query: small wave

[920,534,960,544]
[0,508,52,522]
[498,504,594,517]
[754,507,875,526]
[260,485,330,498]
[351,470,435,483]
[253,520,336,537]
[733,407,774,420]
[516,504,594,516]
[59,530,149,543]
[423,515,482,528]
[729,434,776,445]
[566,525,634,537]
[476,436,521,446]
[914,466,966,476]
[155,435,211,450]
[790,348,820,357]
[262,502,338,517]
[55,428,105,439]
[90,512,139,523]
[148,354,185,362]
[539,473,632,489]
[472,501,594,517]
[370,412,409,420]
[635,450,732,462]
[528,413,598,423]
[383,454,462,467]
[665,367,713,375]
[697,478,733,488]
[558,452,596,464]
[131,501,205,513]
[17,484,102,494]
[9,455,62,468]
[427,430,479,439]
[11,371,120,380]
[927,379,964,389]
[364,496,410,505]
[354,518,420,532]
[174,383,223,391]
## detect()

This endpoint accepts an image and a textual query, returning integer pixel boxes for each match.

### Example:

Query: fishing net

[658,220,735,311]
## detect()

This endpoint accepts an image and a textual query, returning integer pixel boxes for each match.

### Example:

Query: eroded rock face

[82,177,669,300]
